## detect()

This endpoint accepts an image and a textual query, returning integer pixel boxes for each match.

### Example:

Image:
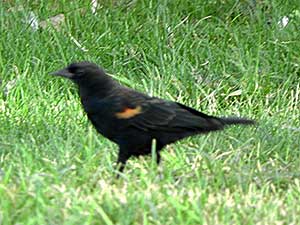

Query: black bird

[51,62,255,174]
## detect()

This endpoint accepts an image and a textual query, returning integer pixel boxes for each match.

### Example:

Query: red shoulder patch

[115,106,142,119]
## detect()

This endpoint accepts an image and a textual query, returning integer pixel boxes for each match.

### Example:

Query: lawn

[0,0,300,224]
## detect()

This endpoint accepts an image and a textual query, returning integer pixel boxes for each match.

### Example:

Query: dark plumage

[51,62,255,174]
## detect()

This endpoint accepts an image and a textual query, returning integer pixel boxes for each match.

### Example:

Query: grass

[0,0,300,224]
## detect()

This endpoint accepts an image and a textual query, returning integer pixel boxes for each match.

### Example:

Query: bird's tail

[219,117,256,126]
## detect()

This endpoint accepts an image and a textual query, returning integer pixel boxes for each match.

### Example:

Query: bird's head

[50,61,106,83]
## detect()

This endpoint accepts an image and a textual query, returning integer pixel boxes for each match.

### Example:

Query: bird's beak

[50,68,73,78]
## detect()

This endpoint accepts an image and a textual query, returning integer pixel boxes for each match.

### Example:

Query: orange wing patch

[115,106,142,119]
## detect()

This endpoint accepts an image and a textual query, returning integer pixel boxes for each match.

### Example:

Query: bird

[51,61,255,175]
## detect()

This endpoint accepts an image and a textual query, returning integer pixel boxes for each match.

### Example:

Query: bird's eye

[67,63,86,79]
[68,66,78,74]
[67,66,83,78]
[75,69,84,76]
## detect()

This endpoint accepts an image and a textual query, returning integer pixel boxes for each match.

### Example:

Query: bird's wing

[82,88,223,133]
[114,93,223,132]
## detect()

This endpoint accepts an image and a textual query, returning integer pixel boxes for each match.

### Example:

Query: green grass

[1,0,300,224]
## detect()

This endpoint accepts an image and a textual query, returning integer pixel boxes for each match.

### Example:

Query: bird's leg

[151,139,161,166]
[115,149,130,178]
[155,143,163,165]
[155,151,165,181]
[156,152,161,165]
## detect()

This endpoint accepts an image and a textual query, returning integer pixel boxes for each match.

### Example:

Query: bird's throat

[78,76,117,100]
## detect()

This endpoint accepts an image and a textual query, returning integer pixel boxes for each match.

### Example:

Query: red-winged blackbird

[51,62,255,174]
